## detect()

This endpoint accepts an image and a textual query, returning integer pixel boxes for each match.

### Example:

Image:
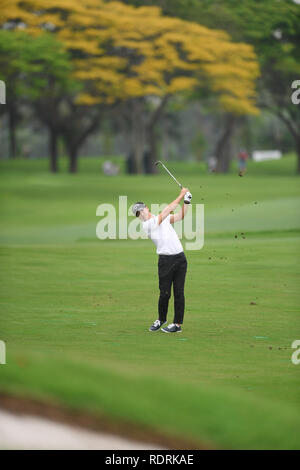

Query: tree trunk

[263,107,300,175]
[68,147,78,173]
[132,132,144,174]
[131,100,145,174]
[215,113,237,173]
[145,95,169,174]
[296,137,300,174]
[145,125,158,174]
[49,128,58,173]
[8,107,17,159]
[278,113,300,175]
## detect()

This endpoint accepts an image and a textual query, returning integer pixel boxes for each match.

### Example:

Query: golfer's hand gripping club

[180,187,192,204]
[184,191,192,204]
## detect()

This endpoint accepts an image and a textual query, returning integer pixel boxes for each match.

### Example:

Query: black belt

[158,251,184,259]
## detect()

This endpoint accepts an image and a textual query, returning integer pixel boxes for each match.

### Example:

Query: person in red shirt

[238,149,248,176]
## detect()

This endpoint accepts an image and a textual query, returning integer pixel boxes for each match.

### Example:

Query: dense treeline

[0,0,299,173]
[119,0,300,173]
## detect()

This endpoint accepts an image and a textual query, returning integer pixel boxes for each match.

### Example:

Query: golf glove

[184,191,192,204]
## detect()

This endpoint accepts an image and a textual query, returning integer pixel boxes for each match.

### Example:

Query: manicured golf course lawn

[0,155,299,449]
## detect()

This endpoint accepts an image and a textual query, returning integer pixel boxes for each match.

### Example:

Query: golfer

[132,187,192,333]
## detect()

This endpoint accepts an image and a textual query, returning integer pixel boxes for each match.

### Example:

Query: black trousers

[158,251,187,325]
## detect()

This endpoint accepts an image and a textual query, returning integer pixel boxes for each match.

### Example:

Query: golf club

[155,160,183,189]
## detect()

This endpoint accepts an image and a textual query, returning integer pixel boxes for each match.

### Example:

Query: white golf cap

[132,202,146,216]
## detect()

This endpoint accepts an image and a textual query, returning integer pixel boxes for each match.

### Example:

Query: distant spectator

[102,160,119,175]
[238,149,248,176]
[22,143,32,159]
[207,156,217,173]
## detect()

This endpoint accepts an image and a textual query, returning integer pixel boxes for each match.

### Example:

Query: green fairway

[0,155,299,449]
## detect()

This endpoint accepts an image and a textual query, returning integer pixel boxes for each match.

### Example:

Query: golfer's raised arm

[170,200,189,224]
[157,188,188,225]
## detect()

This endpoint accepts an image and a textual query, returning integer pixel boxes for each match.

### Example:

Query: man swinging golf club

[132,161,192,333]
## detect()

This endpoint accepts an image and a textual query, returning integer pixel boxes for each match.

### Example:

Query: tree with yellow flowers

[1,0,259,173]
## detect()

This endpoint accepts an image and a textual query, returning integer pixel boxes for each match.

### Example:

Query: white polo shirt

[142,214,183,255]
